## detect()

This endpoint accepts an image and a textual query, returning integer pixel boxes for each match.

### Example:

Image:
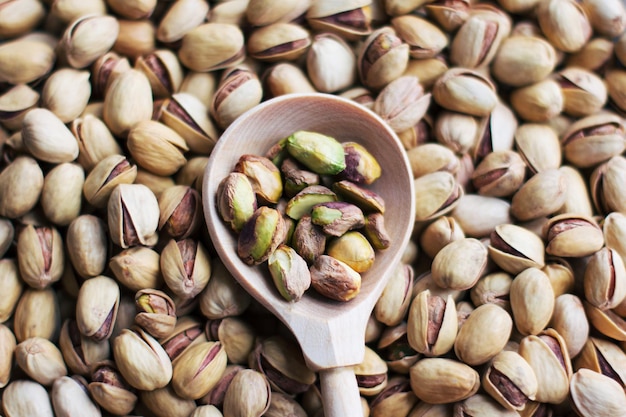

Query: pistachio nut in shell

[206,317,256,365]
[519,329,572,404]
[22,108,79,163]
[135,50,184,99]
[584,301,626,341]
[537,0,592,53]
[374,262,414,327]
[431,238,487,291]
[223,369,271,417]
[374,76,432,134]
[157,0,210,43]
[432,68,498,117]
[0,156,43,219]
[482,350,538,411]
[558,165,594,217]
[15,337,67,386]
[103,69,153,137]
[0,0,45,38]
[407,290,458,357]
[409,358,480,404]
[172,341,228,400]
[604,211,626,262]
[491,35,557,87]
[306,0,373,40]
[58,319,110,377]
[306,32,356,93]
[583,247,626,310]
[51,375,101,417]
[158,185,201,240]
[13,287,60,343]
[198,258,251,320]
[110,246,162,292]
[210,67,263,129]
[558,66,608,117]
[264,392,308,417]
[413,171,463,222]
[0,33,56,84]
[575,337,626,387]
[107,183,160,248]
[392,14,448,60]
[0,84,40,131]
[514,123,562,174]
[543,213,604,258]
[76,275,120,341]
[88,361,138,416]
[470,272,513,311]
[471,150,526,198]
[0,323,16,388]
[17,224,64,289]
[419,216,465,259]
[159,316,207,364]
[41,162,85,226]
[178,23,245,72]
[160,238,212,300]
[135,289,176,339]
[510,267,555,336]
[406,143,459,180]
[80,155,132,209]
[353,345,389,396]
[590,155,626,215]
[510,78,564,123]
[2,380,54,417]
[127,120,188,177]
[113,327,173,391]
[357,26,410,91]
[61,14,120,68]
[41,68,91,123]
[247,22,311,62]
[510,169,567,221]
[66,215,108,278]
[454,303,513,366]
[0,259,22,323]
[570,368,626,417]
[549,294,589,358]
[454,393,520,417]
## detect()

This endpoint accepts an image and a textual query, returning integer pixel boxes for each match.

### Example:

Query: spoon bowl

[203,93,415,417]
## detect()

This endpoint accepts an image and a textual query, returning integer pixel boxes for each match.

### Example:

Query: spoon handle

[320,366,362,417]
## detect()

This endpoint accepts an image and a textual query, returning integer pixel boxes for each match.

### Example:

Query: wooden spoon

[202,93,415,417]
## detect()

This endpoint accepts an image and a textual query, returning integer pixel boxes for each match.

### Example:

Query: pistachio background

[2,0,626,416]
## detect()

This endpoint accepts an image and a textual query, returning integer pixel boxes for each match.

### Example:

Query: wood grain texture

[202,93,415,374]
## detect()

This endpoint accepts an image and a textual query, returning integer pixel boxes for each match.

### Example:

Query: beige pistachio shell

[413,171,463,222]
[83,154,137,208]
[61,14,120,68]
[409,358,480,404]
[179,23,245,72]
[0,259,23,323]
[103,69,153,137]
[0,323,16,388]
[107,183,160,248]
[570,368,626,416]
[431,238,487,290]
[0,84,39,131]
[13,288,60,343]
[15,337,67,386]
[0,33,56,84]
[510,169,567,221]
[223,369,271,417]
[543,213,604,258]
[407,290,458,357]
[66,215,108,278]
[127,120,188,176]
[41,162,85,226]
[22,108,79,163]
[172,341,228,400]
[492,35,557,87]
[2,380,54,417]
[549,294,589,358]
[510,268,555,336]
[432,68,497,117]
[76,275,120,341]
[358,26,409,91]
[248,22,311,62]
[17,225,65,290]
[514,123,561,174]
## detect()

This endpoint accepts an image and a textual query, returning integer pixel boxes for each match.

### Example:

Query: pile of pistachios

[217,130,388,303]
[3,0,626,415]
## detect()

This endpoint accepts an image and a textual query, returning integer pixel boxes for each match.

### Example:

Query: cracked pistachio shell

[107,183,160,248]
[158,185,201,239]
[358,26,410,91]
[0,33,56,84]
[306,33,356,93]
[159,316,207,364]
[72,115,122,172]
[234,154,283,204]
[374,76,431,134]
[51,376,101,417]
[0,324,16,388]
[41,162,85,226]
[511,169,567,221]
[15,337,67,386]
[582,0,626,38]
[519,329,572,404]
[66,215,108,278]
[575,337,626,387]
[17,224,64,289]
[407,143,459,180]
[514,124,561,174]
[409,358,480,404]
[199,363,244,407]
[584,247,626,310]
[549,294,589,358]
[14,288,60,343]
[369,377,417,417]
[198,258,251,320]
[157,0,209,43]
[0,259,22,323]
[561,112,626,169]
[492,35,557,87]
[210,67,263,129]
[248,22,311,62]
[2,380,54,417]
[407,290,457,357]
[392,15,448,59]
[570,368,626,417]
[510,267,555,336]
[375,263,414,327]
[558,67,608,117]
[306,0,372,40]
[113,327,173,391]
[264,392,307,417]
[419,216,465,259]
[510,79,564,123]
[472,150,526,197]
[135,289,176,339]
[431,238,487,291]
[0,84,39,131]
[425,0,472,32]
[470,272,513,312]
[454,393,519,417]
[127,120,188,177]
[377,322,419,373]
[473,100,517,161]
[543,213,604,258]
[223,369,271,417]
[179,23,245,72]
[172,341,228,400]
[537,0,591,53]
[449,5,512,69]
[0,218,13,258]
[268,244,310,302]
[91,52,131,99]
[585,300,626,341]
[41,68,91,123]
[158,93,219,154]
[251,336,316,395]
[591,155,626,214]
[326,231,373,272]
[87,361,137,415]
[455,303,512,366]
[353,345,389,396]
[22,108,79,163]
[135,49,183,98]
[76,276,120,341]
[58,319,110,377]
[103,69,153,137]
[84,155,137,208]
[413,171,463,222]
[432,68,497,117]
[161,239,211,300]
[3,162,39,212]
[61,14,119,68]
